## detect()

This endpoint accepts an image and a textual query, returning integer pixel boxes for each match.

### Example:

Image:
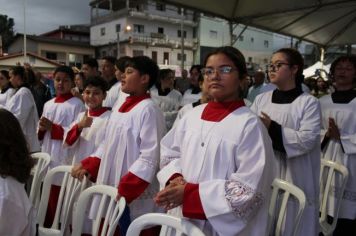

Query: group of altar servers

[0,46,355,236]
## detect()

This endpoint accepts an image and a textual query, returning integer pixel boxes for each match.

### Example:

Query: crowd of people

[0,47,355,236]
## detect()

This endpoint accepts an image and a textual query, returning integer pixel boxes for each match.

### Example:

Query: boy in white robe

[319,55,356,235]
[251,48,320,236]
[38,65,84,227]
[155,46,277,236]
[72,56,165,235]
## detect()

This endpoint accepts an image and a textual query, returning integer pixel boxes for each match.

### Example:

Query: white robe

[158,104,277,236]
[319,94,356,219]
[102,81,128,109]
[64,109,111,164]
[0,176,36,236]
[0,87,15,106]
[180,88,201,106]
[251,91,321,236]
[150,87,182,131]
[93,99,165,220]
[40,97,84,171]
[0,87,40,152]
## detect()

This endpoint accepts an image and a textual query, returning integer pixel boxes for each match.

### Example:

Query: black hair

[0,109,34,183]
[54,65,75,81]
[83,58,99,69]
[0,70,10,80]
[274,48,304,89]
[115,56,131,73]
[125,56,159,89]
[189,64,203,82]
[330,55,356,83]
[83,76,108,92]
[102,56,116,65]
[155,69,173,90]
[203,46,247,79]
[11,66,26,80]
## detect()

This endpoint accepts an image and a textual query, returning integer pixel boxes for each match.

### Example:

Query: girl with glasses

[251,48,321,235]
[155,46,276,235]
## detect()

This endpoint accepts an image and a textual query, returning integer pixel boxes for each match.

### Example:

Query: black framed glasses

[267,63,291,72]
[201,66,237,77]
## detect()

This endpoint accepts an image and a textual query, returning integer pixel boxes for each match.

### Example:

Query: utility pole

[180,7,184,74]
[23,0,27,63]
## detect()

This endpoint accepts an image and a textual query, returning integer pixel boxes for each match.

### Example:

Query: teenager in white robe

[150,69,182,131]
[38,66,84,227]
[180,65,203,106]
[72,56,165,235]
[251,48,321,236]
[319,55,356,236]
[0,109,36,236]
[155,46,277,236]
[0,66,40,153]
[0,70,15,106]
[64,77,111,164]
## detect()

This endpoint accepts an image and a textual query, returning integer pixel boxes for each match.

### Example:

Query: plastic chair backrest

[319,159,349,236]
[72,185,126,236]
[266,178,306,236]
[127,213,205,236]
[29,152,51,211]
[37,165,87,236]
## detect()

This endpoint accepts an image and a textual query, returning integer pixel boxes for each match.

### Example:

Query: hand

[169,176,186,186]
[71,163,88,181]
[327,118,340,140]
[154,182,186,211]
[39,117,52,131]
[260,111,272,129]
[78,110,93,130]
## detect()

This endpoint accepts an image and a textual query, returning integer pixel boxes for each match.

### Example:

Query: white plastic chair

[37,165,87,236]
[29,152,51,212]
[266,178,306,236]
[319,159,349,236]
[72,185,126,236]
[127,213,205,236]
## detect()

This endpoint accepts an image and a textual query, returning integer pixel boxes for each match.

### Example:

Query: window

[133,24,144,33]
[177,30,187,38]
[163,52,169,64]
[177,8,187,15]
[177,53,186,61]
[116,24,121,32]
[100,27,106,36]
[250,37,254,43]
[101,50,107,57]
[158,27,164,34]
[156,3,165,11]
[152,51,157,62]
[133,50,144,57]
[209,30,218,39]
[264,40,269,48]
[46,52,57,60]
[238,36,244,41]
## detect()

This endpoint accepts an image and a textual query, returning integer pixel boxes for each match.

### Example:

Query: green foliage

[0,14,15,51]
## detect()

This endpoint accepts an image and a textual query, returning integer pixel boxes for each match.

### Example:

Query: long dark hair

[274,48,304,89]
[0,109,34,183]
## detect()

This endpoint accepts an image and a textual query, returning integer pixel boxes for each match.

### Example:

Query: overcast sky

[0,0,90,35]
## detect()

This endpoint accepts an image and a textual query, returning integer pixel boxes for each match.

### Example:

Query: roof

[15,34,92,48]
[0,52,62,66]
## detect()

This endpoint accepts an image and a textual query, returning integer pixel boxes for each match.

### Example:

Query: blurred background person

[247,70,266,103]
[180,65,203,106]
[82,58,99,79]
[0,70,15,106]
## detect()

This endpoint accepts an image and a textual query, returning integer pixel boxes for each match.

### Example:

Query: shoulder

[170,89,183,98]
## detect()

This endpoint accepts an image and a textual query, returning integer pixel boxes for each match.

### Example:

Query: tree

[0,14,15,52]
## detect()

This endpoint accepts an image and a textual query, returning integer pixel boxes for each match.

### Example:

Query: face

[81,64,96,78]
[114,66,124,81]
[268,52,298,88]
[101,60,115,79]
[189,68,201,87]
[74,74,84,89]
[9,71,22,88]
[203,53,241,102]
[317,78,327,90]
[254,73,264,85]
[0,73,9,89]
[121,67,148,95]
[82,85,105,110]
[333,60,355,89]
[54,72,73,95]
[161,72,175,89]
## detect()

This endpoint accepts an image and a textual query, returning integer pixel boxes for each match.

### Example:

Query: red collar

[118,94,151,113]
[88,107,110,117]
[201,100,245,122]
[54,93,74,103]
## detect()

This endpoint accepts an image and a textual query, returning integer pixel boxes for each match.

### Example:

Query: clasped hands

[154,176,187,211]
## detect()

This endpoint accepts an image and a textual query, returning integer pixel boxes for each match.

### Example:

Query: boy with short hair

[38,65,84,226]
[72,56,165,235]
[64,76,110,164]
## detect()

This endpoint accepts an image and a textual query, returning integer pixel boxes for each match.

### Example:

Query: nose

[209,69,221,80]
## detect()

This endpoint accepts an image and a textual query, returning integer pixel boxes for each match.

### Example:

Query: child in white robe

[0,66,40,153]
[71,56,165,235]
[180,65,203,106]
[155,46,277,236]
[251,48,321,236]
[0,70,15,106]
[0,109,36,236]
[38,65,84,227]
[319,55,356,236]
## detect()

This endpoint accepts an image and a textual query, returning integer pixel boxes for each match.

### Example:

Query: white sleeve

[340,133,356,154]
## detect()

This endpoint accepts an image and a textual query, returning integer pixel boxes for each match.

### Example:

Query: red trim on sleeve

[118,172,149,204]
[81,157,101,182]
[38,130,46,140]
[65,124,82,146]
[182,183,207,220]
[166,173,183,186]
[51,123,64,140]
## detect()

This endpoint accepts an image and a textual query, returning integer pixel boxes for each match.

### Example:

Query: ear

[291,65,299,76]
[140,74,150,86]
